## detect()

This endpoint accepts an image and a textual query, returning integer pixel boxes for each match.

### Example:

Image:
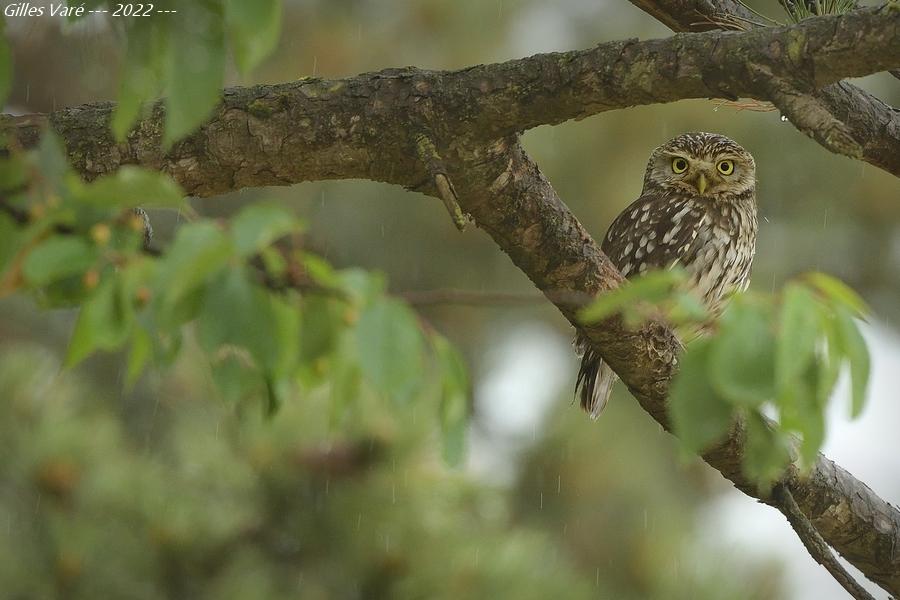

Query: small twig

[753,66,864,159]
[414,133,469,231]
[773,483,877,600]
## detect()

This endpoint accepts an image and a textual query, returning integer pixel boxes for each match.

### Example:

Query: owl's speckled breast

[686,192,758,315]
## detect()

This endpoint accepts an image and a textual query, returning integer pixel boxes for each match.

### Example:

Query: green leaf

[224,0,282,73]
[355,298,424,401]
[264,376,289,416]
[22,236,96,287]
[31,131,70,193]
[339,268,386,305]
[164,3,225,145]
[816,312,843,406]
[834,308,870,417]
[328,331,361,425]
[210,351,264,406]
[0,17,11,105]
[79,167,184,208]
[804,272,868,318]
[0,212,24,277]
[66,276,135,366]
[669,339,735,454]
[0,154,28,191]
[298,296,342,368]
[125,327,152,389]
[433,335,469,467]
[779,364,824,469]
[154,222,233,328]
[231,204,299,258]
[708,300,775,407]
[198,268,299,377]
[743,410,792,487]
[112,20,167,139]
[666,291,709,326]
[579,269,685,323]
[776,283,820,392]
[303,253,341,288]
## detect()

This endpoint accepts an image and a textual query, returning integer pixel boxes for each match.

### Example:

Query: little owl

[576,132,758,418]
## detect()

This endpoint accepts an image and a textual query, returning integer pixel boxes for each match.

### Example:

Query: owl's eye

[717,160,735,175]
[671,158,688,173]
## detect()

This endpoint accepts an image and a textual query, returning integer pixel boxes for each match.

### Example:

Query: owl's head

[643,132,756,199]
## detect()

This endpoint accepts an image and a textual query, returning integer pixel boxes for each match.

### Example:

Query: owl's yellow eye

[671,158,688,173]
[717,160,734,175]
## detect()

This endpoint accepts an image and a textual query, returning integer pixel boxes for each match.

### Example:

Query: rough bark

[628,0,900,181]
[5,8,899,189]
[3,6,900,596]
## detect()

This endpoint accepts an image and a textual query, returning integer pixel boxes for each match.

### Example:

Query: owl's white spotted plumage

[576,132,758,418]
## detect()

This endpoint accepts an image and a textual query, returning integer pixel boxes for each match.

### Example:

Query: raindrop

[780,115,788,122]
[595,567,600,587]
[556,474,561,494]
[539,492,543,509]
[356,513,362,530]
[713,105,719,112]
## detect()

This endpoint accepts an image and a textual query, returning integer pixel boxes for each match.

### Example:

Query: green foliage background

[1,0,898,598]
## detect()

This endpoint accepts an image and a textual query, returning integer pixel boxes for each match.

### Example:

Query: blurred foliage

[515,409,783,600]
[0,343,600,599]
[0,131,467,454]
[580,270,870,485]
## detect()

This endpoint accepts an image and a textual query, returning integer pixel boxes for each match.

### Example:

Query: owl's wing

[601,191,707,278]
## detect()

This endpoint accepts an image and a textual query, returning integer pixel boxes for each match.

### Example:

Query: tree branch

[774,483,876,600]
[628,0,900,179]
[3,8,898,194]
[445,135,900,596]
[3,7,900,595]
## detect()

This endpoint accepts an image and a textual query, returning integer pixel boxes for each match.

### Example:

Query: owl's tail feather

[574,335,618,419]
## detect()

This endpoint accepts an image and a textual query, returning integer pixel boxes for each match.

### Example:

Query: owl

[576,132,758,418]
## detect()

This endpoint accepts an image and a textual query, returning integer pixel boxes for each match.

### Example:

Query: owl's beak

[696,172,709,195]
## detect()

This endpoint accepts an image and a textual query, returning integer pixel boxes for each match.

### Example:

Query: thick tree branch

[629,0,900,178]
[3,7,900,595]
[3,8,899,193]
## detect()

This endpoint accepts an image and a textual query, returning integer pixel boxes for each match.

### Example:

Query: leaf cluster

[0,132,470,466]
[580,270,870,487]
